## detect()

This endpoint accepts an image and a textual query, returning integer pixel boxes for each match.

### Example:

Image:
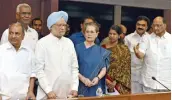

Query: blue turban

[47,11,68,30]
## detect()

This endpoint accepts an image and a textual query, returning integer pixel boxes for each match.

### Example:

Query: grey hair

[16,3,31,13]
[9,23,25,35]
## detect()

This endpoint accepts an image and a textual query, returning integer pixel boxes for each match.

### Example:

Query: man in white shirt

[1,3,38,50]
[124,16,150,93]
[35,11,79,99]
[0,23,36,99]
[134,16,171,92]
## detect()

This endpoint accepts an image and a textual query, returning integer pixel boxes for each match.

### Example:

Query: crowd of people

[0,3,171,100]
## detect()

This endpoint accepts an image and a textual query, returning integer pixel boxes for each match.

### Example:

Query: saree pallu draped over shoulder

[75,43,111,96]
[107,43,131,94]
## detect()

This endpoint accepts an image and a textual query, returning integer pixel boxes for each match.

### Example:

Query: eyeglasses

[54,24,68,27]
[152,24,163,28]
[9,32,23,37]
[19,12,32,16]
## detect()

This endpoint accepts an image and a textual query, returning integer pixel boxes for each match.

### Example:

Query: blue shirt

[69,32,100,46]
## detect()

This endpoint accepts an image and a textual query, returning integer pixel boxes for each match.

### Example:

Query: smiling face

[16,6,32,25]
[136,20,148,36]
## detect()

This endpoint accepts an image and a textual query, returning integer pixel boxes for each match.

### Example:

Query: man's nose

[60,26,66,30]
[25,13,31,17]
[11,34,16,38]
[154,26,158,30]
[138,25,143,28]
[36,26,39,29]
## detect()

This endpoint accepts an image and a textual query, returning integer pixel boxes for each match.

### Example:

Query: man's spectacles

[19,12,32,16]
[152,24,163,28]
[54,24,68,27]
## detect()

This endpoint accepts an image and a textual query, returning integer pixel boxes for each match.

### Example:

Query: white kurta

[0,42,36,99]
[1,26,38,50]
[35,33,79,99]
[139,32,171,90]
[124,31,149,93]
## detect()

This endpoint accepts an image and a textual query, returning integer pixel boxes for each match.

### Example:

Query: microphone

[152,77,171,91]
[35,80,48,96]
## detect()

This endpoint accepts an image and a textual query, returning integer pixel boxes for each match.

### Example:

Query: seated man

[0,23,36,100]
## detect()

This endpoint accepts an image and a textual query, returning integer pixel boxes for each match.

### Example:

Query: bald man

[134,16,171,93]
[0,23,36,99]
[35,11,79,99]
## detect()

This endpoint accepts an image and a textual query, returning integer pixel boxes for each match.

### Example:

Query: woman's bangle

[97,76,100,80]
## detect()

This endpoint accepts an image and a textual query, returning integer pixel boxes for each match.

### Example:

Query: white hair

[16,3,31,13]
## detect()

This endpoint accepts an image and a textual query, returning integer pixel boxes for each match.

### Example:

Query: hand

[69,90,78,97]
[133,43,139,53]
[91,77,99,86]
[25,91,36,100]
[0,96,2,100]
[84,78,93,87]
[106,79,116,90]
[47,91,57,99]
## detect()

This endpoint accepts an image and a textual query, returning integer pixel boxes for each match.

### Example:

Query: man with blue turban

[35,11,79,99]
